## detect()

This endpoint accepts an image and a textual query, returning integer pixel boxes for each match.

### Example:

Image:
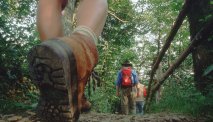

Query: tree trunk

[155,63,163,103]
[62,0,77,36]
[187,0,213,94]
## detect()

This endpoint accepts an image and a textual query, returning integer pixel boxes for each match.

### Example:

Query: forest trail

[0,110,208,122]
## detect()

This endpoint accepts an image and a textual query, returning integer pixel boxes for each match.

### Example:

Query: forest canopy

[0,0,212,117]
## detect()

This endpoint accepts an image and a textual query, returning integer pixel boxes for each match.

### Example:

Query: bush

[0,78,39,114]
[149,80,212,117]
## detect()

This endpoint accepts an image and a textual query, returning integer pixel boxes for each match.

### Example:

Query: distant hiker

[135,82,147,115]
[115,60,139,115]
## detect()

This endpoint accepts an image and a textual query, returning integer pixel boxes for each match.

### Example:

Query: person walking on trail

[135,82,147,115]
[115,60,139,115]
[27,0,108,121]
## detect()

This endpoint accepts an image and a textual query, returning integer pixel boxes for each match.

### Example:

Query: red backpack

[143,86,147,97]
[121,67,132,86]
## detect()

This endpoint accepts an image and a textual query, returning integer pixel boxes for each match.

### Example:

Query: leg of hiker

[129,87,136,114]
[37,0,108,40]
[28,0,108,121]
[136,101,143,115]
[37,0,65,41]
[71,0,108,112]
[129,88,136,115]
[76,0,108,36]
[120,88,130,115]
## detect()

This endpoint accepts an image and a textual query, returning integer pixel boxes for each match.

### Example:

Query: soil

[0,110,210,122]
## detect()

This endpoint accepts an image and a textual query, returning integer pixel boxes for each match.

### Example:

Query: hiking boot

[28,32,98,122]
[81,94,92,112]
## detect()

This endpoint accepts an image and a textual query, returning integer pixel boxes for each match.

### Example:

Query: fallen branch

[148,17,213,110]
[151,17,213,94]
[145,0,193,110]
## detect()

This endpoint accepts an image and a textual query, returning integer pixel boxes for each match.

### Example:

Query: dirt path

[0,110,208,122]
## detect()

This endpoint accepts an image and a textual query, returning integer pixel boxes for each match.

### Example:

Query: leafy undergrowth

[149,82,213,119]
[0,78,212,122]
[0,98,37,114]
[0,78,39,114]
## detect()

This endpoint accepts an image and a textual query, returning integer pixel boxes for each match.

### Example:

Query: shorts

[61,0,68,10]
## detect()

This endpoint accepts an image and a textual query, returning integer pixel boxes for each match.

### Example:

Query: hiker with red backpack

[115,60,139,115]
[135,82,147,115]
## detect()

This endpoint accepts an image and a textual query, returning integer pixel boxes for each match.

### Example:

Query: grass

[149,83,212,117]
[0,99,37,114]
[0,92,38,114]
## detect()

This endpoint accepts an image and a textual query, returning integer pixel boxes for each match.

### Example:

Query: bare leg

[37,0,108,41]
[37,0,64,41]
[30,0,108,121]
[74,0,108,111]
[77,0,108,37]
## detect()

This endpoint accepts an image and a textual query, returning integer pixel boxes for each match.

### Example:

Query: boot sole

[28,39,79,122]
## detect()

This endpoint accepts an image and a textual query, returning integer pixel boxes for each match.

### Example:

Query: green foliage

[88,0,196,114]
[149,76,213,116]
[0,0,211,117]
[200,84,213,117]
[203,64,213,76]
[103,0,137,46]
[0,93,38,114]
[0,0,38,80]
[0,79,39,114]
[86,82,119,113]
[0,0,38,98]
[0,1,39,113]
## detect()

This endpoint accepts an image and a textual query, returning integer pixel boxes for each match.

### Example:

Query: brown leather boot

[81,93,91,112]
[28,32,98,122]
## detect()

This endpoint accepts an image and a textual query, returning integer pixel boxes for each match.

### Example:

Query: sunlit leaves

[103,0,137,46]
[0,0,37,82]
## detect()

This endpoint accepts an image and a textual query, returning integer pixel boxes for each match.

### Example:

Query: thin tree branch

[145,0,193,111]
[92,71,103,87]
[108,10,128,23]
[148,17,213,110]
[152,17,213,93]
